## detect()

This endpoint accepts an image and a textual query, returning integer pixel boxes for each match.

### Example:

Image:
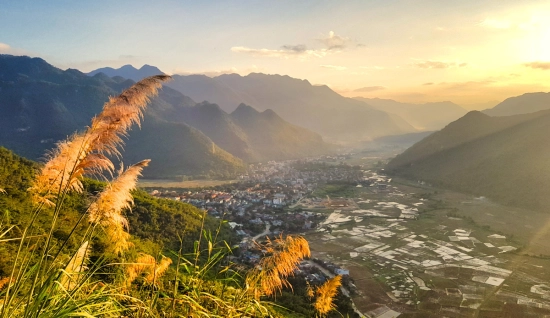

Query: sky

[1,0,550,109]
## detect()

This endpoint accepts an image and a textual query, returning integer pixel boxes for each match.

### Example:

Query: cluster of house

[149,160,364,240]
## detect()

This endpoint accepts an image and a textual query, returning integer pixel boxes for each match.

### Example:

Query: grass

[0,76,343,317]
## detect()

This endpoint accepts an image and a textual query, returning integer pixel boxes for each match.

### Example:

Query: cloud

[523,61,550,70]
[422,82,434,86]
[414,60,468,69]
[317,31,351,50]
[480,18,512,29]
[231,31,355,59]
[320,64,347,71]
[280,44,308,53]
[172,65,262,77]
[231,45,328,59]
[353,86,386,92]
[0,42,30,55]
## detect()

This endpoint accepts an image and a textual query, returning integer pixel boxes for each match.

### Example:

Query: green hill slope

[231,104,330,161]
[0,147,232,275]
[386,110,550,211]
[483,92,550,116]
[0,55,245,178]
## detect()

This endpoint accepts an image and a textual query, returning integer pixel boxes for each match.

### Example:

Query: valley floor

[300,152,550,317]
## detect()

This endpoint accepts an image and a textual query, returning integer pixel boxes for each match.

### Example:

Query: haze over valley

[2,1,550,317]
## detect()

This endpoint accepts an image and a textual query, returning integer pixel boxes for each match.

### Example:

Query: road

[252,223,271,241]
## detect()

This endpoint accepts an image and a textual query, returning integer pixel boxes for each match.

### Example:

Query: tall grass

[0,75,341,317]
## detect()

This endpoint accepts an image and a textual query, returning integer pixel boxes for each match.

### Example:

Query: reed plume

[0,277,10,290]
[314,275,341,315]
[145,256,172,284]
[89,160,150,254]
[0,188,6,194]
[249,235,310,297]
[126,253,156,287]
[60,241,90,290]
[29,75,171,206]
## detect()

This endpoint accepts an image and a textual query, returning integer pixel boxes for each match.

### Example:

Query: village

[146,155,550,317]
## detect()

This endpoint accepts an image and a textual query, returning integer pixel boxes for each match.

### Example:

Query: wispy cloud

[414,60,467,69]
[173,65,261,77]
[320,64,347,71]
[0,42,30,55]
[523,61,550,70]
[231,45,328,59]
[353,86,386,92]
[422,82,434,86]
[316,31,351,50]
[231,31,355,59]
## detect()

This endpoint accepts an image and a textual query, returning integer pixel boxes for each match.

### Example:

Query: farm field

[302,153,550,317]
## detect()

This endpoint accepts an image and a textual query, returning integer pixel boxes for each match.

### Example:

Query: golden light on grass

[145,256,173,284]
[89,160,150,254]
[126,253,156,286]
[249,235,310,297]
[29,75,171,207]
[61,241,90,290]
[314,275,341,315]
[0,277,10,290]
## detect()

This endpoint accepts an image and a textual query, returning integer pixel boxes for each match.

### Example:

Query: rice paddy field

[301,152,550,317]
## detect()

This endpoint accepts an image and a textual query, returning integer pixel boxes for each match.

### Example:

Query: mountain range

[87,64,165,82]
[483,92,550,117]
[162,73,416,142]
[386,109,550,211]
[0,57,219,178]
[0,55,334,178]
[354,97,468,131]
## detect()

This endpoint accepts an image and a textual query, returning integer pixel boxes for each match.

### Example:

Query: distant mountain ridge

[164,73,416,141]
[386,109,550,211]
[0,55,244,178]
[483,92,550,117]
[354,97,468,131]
[88,64,165,82]
[148,98,330,162]
[1,55,329,178]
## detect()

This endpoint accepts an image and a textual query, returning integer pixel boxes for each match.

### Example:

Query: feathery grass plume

[314,275,341,315]
[60,241,90,290]
[126,253,156,287]
[29,75,171,206]
[249,235,310,297]
[145,256,172,284]
[0,277,10,290]
[0,188,6,194]
[306,282,314,299]
[89,160,150,254]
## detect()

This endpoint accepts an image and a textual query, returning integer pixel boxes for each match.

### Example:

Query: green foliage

[0,55,245,179]
[387,110,550,211]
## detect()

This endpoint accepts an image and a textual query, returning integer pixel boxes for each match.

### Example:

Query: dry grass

[248,235,311,297]
[314,275,342,315]
[29,75,170,207]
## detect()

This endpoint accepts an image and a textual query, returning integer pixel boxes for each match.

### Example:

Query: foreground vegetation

[0,76,344,317]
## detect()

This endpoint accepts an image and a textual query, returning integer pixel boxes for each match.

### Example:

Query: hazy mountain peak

[483,91,550,117]
[87,64,164,81]
[232,103,259,116]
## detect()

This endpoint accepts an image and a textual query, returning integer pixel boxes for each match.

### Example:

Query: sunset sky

[1,0,550,109]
